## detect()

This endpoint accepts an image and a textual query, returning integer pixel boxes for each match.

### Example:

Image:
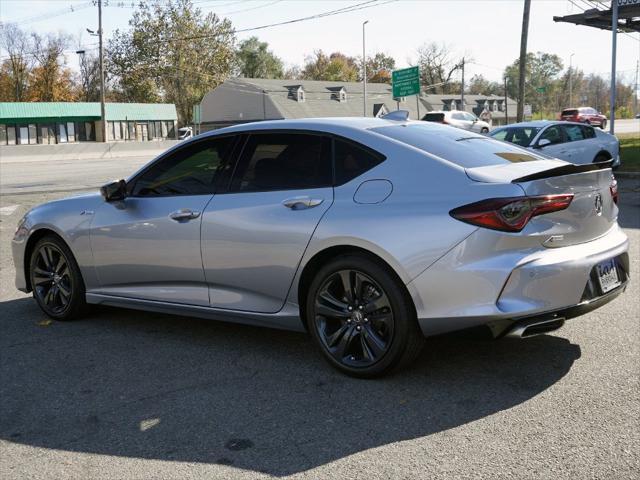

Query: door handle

[282,196,324,210]
[169,209,201,221]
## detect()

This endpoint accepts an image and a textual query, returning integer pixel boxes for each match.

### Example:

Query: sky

[0,0,639,86]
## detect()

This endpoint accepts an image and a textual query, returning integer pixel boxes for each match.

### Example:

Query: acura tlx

[12,113,629,377]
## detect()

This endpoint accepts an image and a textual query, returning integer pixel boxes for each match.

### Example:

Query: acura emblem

[594,193,603,216]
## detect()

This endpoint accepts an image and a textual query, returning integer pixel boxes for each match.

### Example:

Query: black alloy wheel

[314,269,394,367]
[30,235,86,320]
[307,254,424,377]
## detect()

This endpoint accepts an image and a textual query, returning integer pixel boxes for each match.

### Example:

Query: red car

[560,107,607,129]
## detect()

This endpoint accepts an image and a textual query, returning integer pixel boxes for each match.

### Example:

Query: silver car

[12,116,629,377]
[423,110,491,133]
[489,121,621,168]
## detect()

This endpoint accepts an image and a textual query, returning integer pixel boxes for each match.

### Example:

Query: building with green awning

[0,102,178,145]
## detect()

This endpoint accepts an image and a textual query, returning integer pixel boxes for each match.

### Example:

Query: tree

[0,23,33,101]
[415,42,463,93]
[28,32,76,101]
[283,64,302,80]
[467,74,502,95]
[108,0,236,124]
[236,37,283,79]
[504,51,563,115]
[76,50,102,102]
[301,50,359,82]
[364,52,395,83]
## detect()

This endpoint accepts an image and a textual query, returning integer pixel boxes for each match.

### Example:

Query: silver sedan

[12,115,629,377]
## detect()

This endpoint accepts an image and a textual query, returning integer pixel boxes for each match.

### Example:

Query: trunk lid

[466,161,617,247]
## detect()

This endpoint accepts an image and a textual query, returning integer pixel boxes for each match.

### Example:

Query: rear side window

[490,127,540,147]
[582,125,596,139]
[423,113,445,122]
[231,133,332,192]
[563,124,585,142]
[334,138,385,185]
[373,123,545,168]
[562,109,578,116]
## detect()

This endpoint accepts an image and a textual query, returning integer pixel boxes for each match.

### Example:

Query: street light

[362,20,369,117]
[569,52,575,107]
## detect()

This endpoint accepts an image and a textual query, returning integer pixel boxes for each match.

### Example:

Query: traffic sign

[535,86,546,93]
[524,104,532,116]
[392,66,420,98]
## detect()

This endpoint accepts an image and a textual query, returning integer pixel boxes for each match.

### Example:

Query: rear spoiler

[512,159,613,183]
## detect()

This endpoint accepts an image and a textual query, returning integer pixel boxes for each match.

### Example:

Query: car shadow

[0,297,581,476]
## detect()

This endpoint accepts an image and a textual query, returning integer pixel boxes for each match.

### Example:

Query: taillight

[450,195,574,232]
[610,174,618,204]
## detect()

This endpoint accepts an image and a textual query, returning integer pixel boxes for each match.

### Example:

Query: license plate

[596,258,621,294]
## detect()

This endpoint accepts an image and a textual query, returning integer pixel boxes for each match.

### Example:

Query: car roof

[200,116,414,137]
[494,120,590,128]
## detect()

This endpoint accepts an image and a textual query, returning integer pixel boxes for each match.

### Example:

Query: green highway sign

[535,86,546,93]
[392,66,420,98]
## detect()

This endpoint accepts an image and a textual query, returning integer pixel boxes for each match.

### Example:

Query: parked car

[178,126,193,140]
[560,107,607,129]
[13,116,628,377]
[488,121,620,168]
[422,110,491,133]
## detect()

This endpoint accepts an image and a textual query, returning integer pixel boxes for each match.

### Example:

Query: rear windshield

[372,123,544,168]
[422,113,445,122]
[561,109,578,116]
[489,126,541,147]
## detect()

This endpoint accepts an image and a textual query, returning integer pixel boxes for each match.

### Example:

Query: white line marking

[0,205,19,216]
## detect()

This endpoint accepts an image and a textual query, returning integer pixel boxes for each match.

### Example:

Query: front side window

[452,112,466,121]
[539,126,564,145]
[563,124,585,142]
[230,133,331,192]
[334,138,385,185]
[132,136,236,197]
[582,125,596,139]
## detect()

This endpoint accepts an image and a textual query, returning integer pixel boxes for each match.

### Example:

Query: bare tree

[415,42,464,94]
[0,23,33,101]
[30,32,73,101]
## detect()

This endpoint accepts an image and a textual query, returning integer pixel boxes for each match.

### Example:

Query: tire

[29,235,87,321]
[481,127,489,134]
[600,119,607,130]
[593,152,611,164]
[306,254,424,378]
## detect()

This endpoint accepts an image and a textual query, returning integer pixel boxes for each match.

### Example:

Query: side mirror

[100,179,127,202]
[536,138,551,148]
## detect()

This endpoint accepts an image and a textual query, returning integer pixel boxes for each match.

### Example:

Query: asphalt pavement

[0,162,638,479]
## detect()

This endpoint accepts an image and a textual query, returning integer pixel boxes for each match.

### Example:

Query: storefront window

[161,121,168,138]
[85,122,94,141]
[114,121,121,140]
[167,121,175,138]
[67,122,75,142]
[128,122,136,141]
[18,125,29,144]
[0,124,6,145]
[28,124,37,144]
[148,121,155,140]
[58,123,68,143]
[155,121,162,139]
[7,125,16,145]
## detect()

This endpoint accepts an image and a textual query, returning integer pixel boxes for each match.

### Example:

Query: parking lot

[0,157,638,479]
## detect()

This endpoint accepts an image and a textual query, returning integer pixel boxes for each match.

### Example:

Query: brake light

[610,175,618,204]
[450,195,574,232]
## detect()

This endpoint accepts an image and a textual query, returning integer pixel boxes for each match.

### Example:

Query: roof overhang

[553,2,640,32]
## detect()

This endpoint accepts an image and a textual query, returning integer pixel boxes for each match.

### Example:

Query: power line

[3,1,93,25]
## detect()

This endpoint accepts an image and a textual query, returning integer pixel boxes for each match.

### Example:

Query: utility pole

[569,52,575,107]
[460,57,465,112]
[504,76,508,124]
[362,20,369,117]
[632,59,639,118]
[609,0,618,135]
[98,0,106,142]
[517,0,531,122]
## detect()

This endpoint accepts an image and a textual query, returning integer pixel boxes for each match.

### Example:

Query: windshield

[489,126,541,147]
[372,123,545,168]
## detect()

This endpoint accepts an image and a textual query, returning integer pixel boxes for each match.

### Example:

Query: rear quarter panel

[287,132,525,306]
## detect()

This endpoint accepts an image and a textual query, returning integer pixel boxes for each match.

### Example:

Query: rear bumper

[408,225,629,337]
